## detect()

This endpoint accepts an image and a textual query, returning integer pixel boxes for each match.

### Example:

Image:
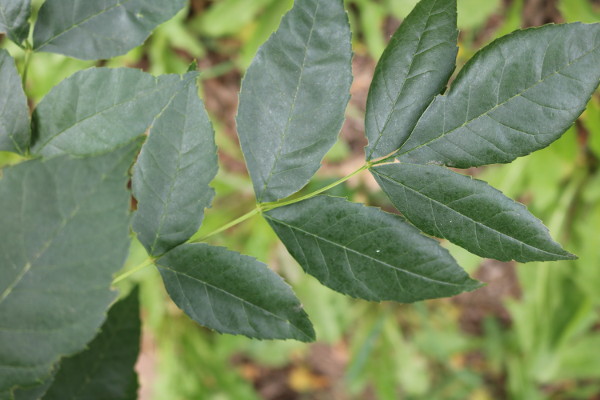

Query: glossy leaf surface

[42,288,141,400]
[237,0,353,202]
[33,0,186,60]
[132,73,217,256]
[365,0,457,160]
[157,244,315,342]
[397,23,600,167]
[373,163,575,262]
[265,196,481,302]
[0,0,30,45]
[0,143,137,392]
[0,49,30,154]
[31,68,194,157]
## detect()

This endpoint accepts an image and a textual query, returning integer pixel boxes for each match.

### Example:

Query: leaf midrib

[144,84,192,255]
[397,37,600,157]
[265,214,468,287]
[374,167,568,258]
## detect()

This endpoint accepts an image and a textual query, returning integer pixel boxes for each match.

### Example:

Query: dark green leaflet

[0,0,30,45]
[265,196,481,303]
[157,244,315,342]
[132,73,218,256]
[397,23,600,167]
[365,0,458,160]
[42,288,141,400]
[0,49,30,154]
[372,163,575,262]
[237,0,353,202]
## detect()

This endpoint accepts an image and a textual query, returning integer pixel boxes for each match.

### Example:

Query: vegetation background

[2,0,600,398]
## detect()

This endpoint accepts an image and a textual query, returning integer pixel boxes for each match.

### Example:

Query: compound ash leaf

[132,73,217,257]
[265,196,481,303]
[32,0,186,60]
[0,49,30,154]
[372,163,575,262]
[365,0,458,160]
[31,68,195,158]
[397,23,600,168]
[42,288,141,400]
[156,243,315,342]
[0,142,138,392]
[0,0,30,46]
[237,0,353,203]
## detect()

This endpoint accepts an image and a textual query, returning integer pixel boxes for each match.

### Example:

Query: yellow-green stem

[21,42,33,88]
[112,257,155,285]
[260,163,371,211]
[114,162,374,283]
[188,206,262,243]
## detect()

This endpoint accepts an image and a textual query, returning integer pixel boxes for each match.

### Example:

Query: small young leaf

[0,142,138,392]
[31,68,195,157]
[0,0,31,45]
[265,196,481,302]
[237,0,353,202]
[32,0,186,60]
[372,163,575,262]
[397,23,600,167]
[156,243,315,342]
[0,49,30,154]
[365,0,457,160]
[42,287,141,400]
[132,74,218,256]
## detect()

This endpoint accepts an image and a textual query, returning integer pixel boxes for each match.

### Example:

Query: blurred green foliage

[2,0,599,398]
